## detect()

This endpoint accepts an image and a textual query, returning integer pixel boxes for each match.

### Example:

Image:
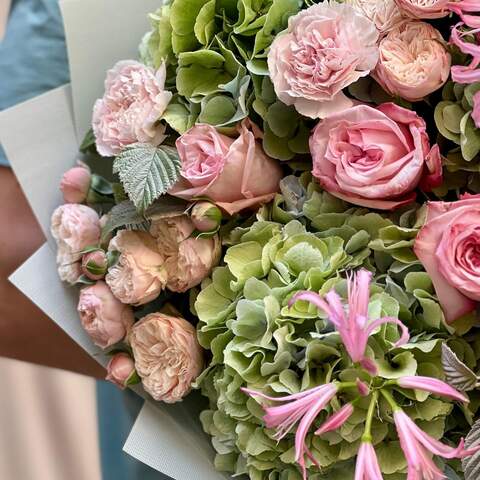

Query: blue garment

[0,3,167,479]
[0,0,69,165]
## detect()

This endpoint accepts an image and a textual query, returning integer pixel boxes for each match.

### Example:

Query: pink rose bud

[106,353,137,389]
[60,166,91,203]
[191,202,222,232]
[82,250,108,280]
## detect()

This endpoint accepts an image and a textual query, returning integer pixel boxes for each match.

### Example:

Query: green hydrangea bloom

[434,81,480,195]
[139,0,311,159]
[195,178,480,479]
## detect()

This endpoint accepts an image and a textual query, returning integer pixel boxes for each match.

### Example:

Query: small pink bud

[60,166,91,203]
[356,379,370,397]
[191,202,222,232]
[82,250,108,280]
[397,376,469,403]
[106,353,136,389]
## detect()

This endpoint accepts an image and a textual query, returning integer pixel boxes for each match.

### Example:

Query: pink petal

[397,376,469,402]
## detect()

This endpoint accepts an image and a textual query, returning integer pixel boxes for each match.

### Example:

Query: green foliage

[195,177,479,479]
[113,143,181,212]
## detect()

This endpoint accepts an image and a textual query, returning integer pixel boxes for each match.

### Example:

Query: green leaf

[463,419,480,480]
[194,0,216,45]
[100,201,148,241]
[79,128,97,154]
[441,343,479,392]
[113,143,181,212]
[377,351,418,379]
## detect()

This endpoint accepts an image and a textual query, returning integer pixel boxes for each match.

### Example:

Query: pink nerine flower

[290,269,409,373]
[397,376,469,402]
[450,21,480,84]
[267,1,379,119]
[374,21,451,102]
[414,195,480,323]
[355,442,383,480]
[315,403,354,436]
[242,384,338,479]
[473,91,480,128]
[92,60,172,157]
[394,410,480,479]
[310,103,442,210]
[170,120,282,215]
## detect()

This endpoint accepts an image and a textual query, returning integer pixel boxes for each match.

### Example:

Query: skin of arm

[0,166,104,378]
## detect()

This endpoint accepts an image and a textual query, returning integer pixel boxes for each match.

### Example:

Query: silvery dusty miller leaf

[101,201,148,241]
[441,343,479,392]
[463,419,480,480]
[113,143,181,212]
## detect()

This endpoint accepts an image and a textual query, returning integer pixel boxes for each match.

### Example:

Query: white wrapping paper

[0,0,228,478]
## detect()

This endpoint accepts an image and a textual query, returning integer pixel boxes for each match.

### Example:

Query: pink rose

[105,230,167,306]
[106,353,136,389]
[310,103,442,210]
[267,2,379,119]
[60,166,91,203]
[374,22,451,102]
[191,201,222,232]
[78,281,135,348]
[414,195,480,323]
[150,215,221,293]
[347,0,406,35]
[92,60,172,157]
[51,204,101,284]
[129,313,204,403]
[473,91,480,128]
[395,0,450,19]
[170,120,282,215]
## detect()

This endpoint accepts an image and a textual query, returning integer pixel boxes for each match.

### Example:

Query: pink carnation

[92,60,172,157]
[310,103,442,209]
[267,1,379,119]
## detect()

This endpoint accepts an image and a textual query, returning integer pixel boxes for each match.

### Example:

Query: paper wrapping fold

[0,0,229,477]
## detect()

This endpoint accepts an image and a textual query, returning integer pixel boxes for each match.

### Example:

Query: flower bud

[191,202,222,233]
[60,166,91,203]
[106,353,137,389]
[82,249,108,280]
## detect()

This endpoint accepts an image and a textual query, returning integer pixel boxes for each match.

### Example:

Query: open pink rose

[129,313,204,403]
[92,60,172,157]
[374,22,451,102]
[267,1,379,119]
[78,281,135,348]
[395,0,450,19]
[105,230,167,306]
[414,195,480,323]
[473,91,480,128]
[150,215,221,292]
[170,120,282,215]
[51,204,101,284]
[310,103,442,209]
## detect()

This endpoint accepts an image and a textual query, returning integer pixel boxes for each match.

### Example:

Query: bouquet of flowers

[44,0,480,478]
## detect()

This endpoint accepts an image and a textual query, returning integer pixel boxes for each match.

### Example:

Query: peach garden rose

[347,0,406,35]
[267,1,379,119]
[395,0,450,19]
[374,21,451,102]
[310,103,442,209]
[129,312,204,403]
[170,120,282,215]
[78,281,135,348]
[105,230,167,306]
[414,194,480,323]
[92,60,172,157]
